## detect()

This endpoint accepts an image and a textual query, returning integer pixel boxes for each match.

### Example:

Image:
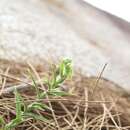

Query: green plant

[5,89,25,130]
[5,90,49,130]
[47,58,72,89]
[42,58,72,97]
[0,116,5,130]
[3,58,73,129]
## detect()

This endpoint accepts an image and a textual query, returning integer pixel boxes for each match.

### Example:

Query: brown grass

[0,59,130,130]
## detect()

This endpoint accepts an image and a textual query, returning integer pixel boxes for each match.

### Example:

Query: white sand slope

[0,0,130,90]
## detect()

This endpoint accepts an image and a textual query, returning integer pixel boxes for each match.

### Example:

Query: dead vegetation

[0,59,130,130]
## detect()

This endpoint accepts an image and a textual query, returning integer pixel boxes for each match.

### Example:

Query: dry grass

[0,59,130,130]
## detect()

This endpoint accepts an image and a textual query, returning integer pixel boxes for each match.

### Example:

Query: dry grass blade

[0,67,10,95]
[82,87,88,130]
[99,94,107,130]
[58,101,78,129]
[92,63,107,94]
[0,73,32,85]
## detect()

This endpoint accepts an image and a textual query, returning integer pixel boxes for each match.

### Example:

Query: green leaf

[49,88,69,96]
[60,58,72,79]
[14,88,24,119]
[27,102,50,111]
[28,69,40,99]
[5,89,25,130]
[59,60,65,77]
[43,58,73,92]
[39,92,47,98]
[23,112,49,123]
[0,116,5,125]
[0,116,5,129]
[5,118,24,130]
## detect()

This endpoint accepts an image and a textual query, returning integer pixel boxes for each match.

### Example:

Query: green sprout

[42,58,72,97]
